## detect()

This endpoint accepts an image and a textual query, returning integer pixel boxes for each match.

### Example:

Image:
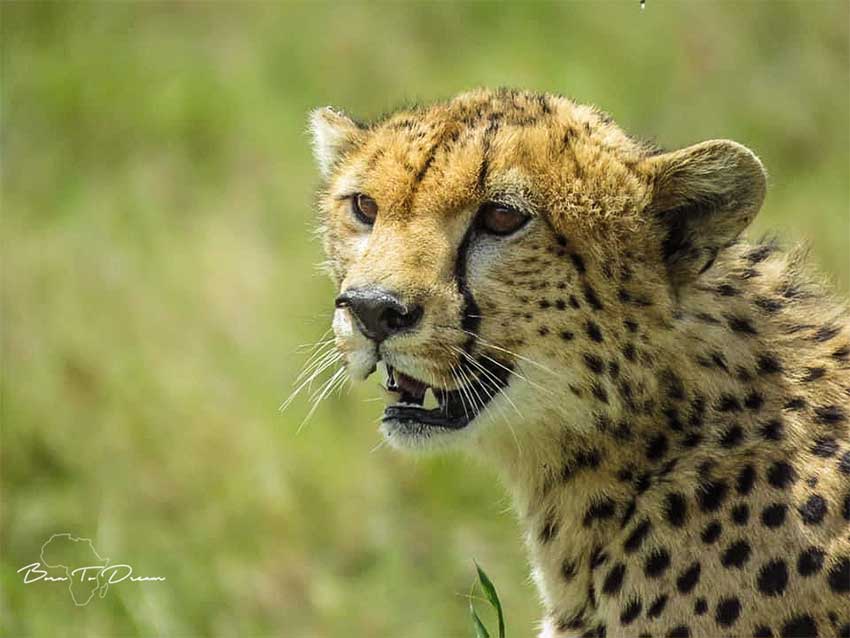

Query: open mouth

[382,358,512,430]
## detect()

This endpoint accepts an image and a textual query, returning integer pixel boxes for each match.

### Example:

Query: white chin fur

[332,307,376,382]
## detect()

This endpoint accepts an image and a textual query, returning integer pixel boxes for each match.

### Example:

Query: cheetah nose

[335,286,423,344]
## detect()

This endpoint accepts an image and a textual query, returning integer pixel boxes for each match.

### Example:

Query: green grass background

[2,2,848,636]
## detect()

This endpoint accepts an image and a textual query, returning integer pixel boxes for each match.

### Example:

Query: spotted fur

[309,89,850,638]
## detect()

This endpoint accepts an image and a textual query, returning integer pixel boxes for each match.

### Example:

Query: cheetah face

[308,90,765,451]
[321,172,546,448]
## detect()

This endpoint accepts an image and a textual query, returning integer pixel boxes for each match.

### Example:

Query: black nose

[335,287,423,343]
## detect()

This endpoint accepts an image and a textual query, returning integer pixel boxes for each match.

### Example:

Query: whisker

[281,350,343,412]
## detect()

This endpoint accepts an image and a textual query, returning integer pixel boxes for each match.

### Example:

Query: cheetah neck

[472,240,849,630]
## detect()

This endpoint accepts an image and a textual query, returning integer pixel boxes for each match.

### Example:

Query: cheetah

[307,88,850,637]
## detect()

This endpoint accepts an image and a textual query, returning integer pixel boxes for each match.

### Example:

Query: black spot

[717,394,742,412]
[811,437,838,458]
[538,299,551,310]
[561,558,577,581]
[757,559,789,597]
[569,253,586,274]
[644,548,671,578]
[796,547,825,576]
[555,233,567,246]
[646,434,668,462]
[814,324,840,342]
[755,296,784,313]
[539,512,559,543]
[622,343,637,362]
[602,562,626,595]
[647,594,668,618]
[556,610,585,631]
[736,465,756,495]
[803,366,826,382]
[715,597,741,627]
[815,405,846,424]
[583,282,603,311]
[538,326,550,336]
[624,319,639,333]
[759,419,784,441]
[682,432,702,448]
[784,397,806,410]
[620,498,636,528]
[840,451,850,475]
[716,283,738,296]
[761,503,787,528]
[624,519,651,554]
[569,295,581,309]
[841,625,850,638]
[667,626,690,638]
[560,330,574,341]
[747,243,776,264]
[701,521,722,544]
[697,479,728,512]
[620,598,642,625]
[575,448,602,469]
[728,315,758,335]
[583,497,617,527]
[754,625,773,638]
[585,321,603,342]
[731,503,750,525]
[590,546,608,569]
[780,615,818,638]
[721,540,751,568]
[635,472,652,493]
[591,384,608,403]
[842,491,850,521]
[694,598,707,615]
[664,493,688,527]
[767,461,797,489]
[583,353,605,374]
[744,390,765,410]
[833,344,850,360]
[664,407,683,431]
[676,561,701,594]
[614,419,633,441]
[827,557,850,593]
[798,494,827,525]
[662,370,686,401]
[757,353,783,374]
[720,424,744,448]
[555,298,567,310]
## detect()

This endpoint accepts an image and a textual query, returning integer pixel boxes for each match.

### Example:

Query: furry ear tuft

[645,140,767,286]
[308,107,362,178]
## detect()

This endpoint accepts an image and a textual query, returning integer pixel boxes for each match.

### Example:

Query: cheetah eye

[477,202,530,236]
[351,193,378,225]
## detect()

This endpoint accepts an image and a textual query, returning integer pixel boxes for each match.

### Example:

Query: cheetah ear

[308,107,363,178]
[645,140,767,286]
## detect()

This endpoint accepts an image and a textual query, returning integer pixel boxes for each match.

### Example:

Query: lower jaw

[382,404,471,430]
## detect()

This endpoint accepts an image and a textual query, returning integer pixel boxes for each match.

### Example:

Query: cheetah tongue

[385,366,428,406]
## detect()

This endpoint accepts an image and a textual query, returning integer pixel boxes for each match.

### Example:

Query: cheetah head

[309,89,766,452]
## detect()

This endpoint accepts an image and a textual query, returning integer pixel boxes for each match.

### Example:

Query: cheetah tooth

[423,387,439,410]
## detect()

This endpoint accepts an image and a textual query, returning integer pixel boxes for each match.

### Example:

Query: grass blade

[472,561,505,638]
[469,600,491,638]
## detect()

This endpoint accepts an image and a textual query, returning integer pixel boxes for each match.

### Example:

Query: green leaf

[469,600,491,638]
[474,561,505,638]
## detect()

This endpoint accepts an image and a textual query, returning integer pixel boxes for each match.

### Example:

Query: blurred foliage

[1,2,847,637]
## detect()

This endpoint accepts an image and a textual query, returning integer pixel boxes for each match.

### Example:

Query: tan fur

[310,89,850,637]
